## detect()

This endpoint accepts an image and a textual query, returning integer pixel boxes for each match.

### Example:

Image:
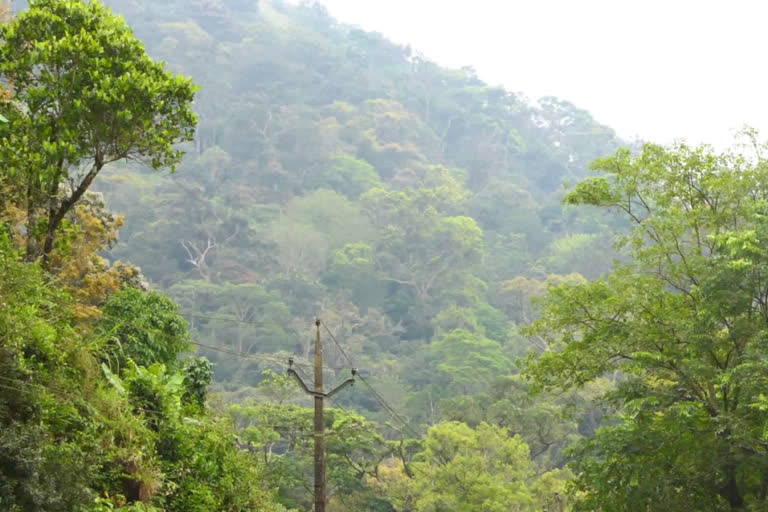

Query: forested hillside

[95,0,623,407]
[5,0,768,511]
[89,3,627,506]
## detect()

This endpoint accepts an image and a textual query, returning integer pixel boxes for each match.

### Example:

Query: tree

[0,0,197,262]
[401,421,568,512]
[362,182,482,303]
[364,185,484,337]
[431,329,512,394]
[99,287,192,370]
[306,155,382,199]
[440,374,586,467]
[525,139,768,511]
[0,225,288,512]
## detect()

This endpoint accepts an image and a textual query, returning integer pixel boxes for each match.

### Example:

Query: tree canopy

[525,137,768,511]
[0,0,197,261]
[5,0,762,510]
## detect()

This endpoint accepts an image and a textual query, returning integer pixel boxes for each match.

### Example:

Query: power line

[320,320,356,367]
[189,340,347,372]
[320,320,420,439]
[293,363,311,382]
[190,340,308,368]
[325,394,347,412]
[0,375,77,399]
[293,358,353,418]
[0,313,68,344]
[292,364,343,414]
[181,313,291,329]
[3,307,419,438]
[357,373,420,439]
[182,317,349,370]
[0,381,32,395]
[0,369,331,440]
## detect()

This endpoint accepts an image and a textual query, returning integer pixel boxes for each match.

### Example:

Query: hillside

[1,0,627,506]
[6,1,768,510]
[1,1,621,508]
[95,0,622,387]
[57,3,631,507]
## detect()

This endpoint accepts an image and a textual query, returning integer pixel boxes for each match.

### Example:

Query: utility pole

[287,319,356,512]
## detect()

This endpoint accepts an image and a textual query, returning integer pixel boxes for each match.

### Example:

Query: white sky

[317,0,768,148]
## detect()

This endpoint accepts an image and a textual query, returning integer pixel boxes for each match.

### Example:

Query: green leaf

[101,363,126,394]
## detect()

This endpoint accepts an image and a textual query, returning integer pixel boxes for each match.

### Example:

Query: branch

[181,236,217,280]
[42,151,105,260]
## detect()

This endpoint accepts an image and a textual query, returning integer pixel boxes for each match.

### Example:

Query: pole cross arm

[287,367,314,396]
[287,368,355,398]
[326,378,355,398]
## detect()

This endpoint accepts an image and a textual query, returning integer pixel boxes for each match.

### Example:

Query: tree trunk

[41,160,102,267]
[720,464,744,510]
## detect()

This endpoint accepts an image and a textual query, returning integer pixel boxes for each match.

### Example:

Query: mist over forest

[1,1,767,511]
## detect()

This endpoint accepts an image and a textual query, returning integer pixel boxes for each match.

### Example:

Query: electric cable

[320,320,420,438]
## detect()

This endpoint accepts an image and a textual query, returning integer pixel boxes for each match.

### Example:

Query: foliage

[526,139,768,510]
[0,0,197,260]
[229,371,395,510]
[0,224,290,511]
[431,329,512,393]
[0,0,661,509]
[307,155,383,199]
[99,287,191,370]
[94,0,621,372]
[401,421,570,512]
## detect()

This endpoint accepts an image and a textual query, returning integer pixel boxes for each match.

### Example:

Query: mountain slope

[92,0,622,421]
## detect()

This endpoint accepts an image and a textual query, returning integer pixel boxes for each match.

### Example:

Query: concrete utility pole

[287,319,356,512]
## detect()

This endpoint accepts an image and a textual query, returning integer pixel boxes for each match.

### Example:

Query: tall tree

[0,0,197,262]
[400,421,569,512]
[362,173,481,303]
[526,138,768,511]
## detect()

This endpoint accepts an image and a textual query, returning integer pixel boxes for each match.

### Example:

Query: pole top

[315,318,321,327]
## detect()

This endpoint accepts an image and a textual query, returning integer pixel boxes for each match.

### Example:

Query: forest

[2,0,768,510]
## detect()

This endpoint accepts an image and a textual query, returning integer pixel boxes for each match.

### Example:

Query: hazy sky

[317,0,767,148]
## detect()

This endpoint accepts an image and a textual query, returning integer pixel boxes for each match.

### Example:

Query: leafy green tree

[526,139,768,511]
[323,243,388,309]
[441,374,588,469]
[431,329,513,394]
[307,155,382,199]
[183,146,233,198]
[0,229,109,511]
[99,287,191,370]
[266,190,374,278]
[401,421,568,512]
[542,233,603,276]
[533,97,619,176]
[0,0,197,261]
[180,357,213,408]
[362,182,483,334]
[431,305,484,335]
[0,226,289,511]
[107,360,286,512]
[432,303,511,343]
[498,273,586,327]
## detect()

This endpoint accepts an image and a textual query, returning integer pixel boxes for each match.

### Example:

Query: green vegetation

[2,0,767,511]
[0,1,283,510]
[0,0,196,262]
[526,139,768,511]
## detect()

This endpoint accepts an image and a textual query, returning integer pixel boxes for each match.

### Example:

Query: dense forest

[2,0,768,511]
